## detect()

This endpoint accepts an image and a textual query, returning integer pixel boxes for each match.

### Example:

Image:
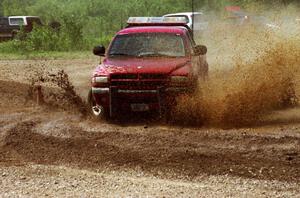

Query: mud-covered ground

[0,56,300,197]
[1,18,300,197]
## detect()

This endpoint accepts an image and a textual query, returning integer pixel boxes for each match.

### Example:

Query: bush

[0,22,99,54]
[24,26,69,51]
[0,27,70,53]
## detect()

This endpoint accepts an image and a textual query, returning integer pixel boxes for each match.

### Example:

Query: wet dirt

[0,57,300,197]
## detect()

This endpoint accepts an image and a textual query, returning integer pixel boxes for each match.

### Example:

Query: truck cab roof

[9,16,40,18]
[8,16,42,26]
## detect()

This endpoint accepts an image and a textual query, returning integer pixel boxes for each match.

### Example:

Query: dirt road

[0,57,299,197]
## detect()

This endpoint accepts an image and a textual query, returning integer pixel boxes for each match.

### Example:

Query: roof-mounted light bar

[127,17,188,25]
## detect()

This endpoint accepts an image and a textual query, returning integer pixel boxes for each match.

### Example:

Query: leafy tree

[0,0,299,51]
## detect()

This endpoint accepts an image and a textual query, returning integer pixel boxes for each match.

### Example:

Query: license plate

[131,104,150,112]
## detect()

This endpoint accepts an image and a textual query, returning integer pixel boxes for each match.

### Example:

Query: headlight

[170,76,189,86]
[92,76,108,83]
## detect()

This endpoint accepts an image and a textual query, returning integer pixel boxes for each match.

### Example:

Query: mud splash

[174,34,300,127]
[26,65,88,116]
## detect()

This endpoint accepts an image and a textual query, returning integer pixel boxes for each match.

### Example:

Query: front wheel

[88,90,108,120]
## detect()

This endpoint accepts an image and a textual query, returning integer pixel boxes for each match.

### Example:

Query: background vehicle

[163,12,209,36]
[0,16,42,40]
[224,6,280,30]
[0,17,10,40]
[89,17,208,119]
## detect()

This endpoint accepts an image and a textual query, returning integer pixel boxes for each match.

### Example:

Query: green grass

[0,51,93,60]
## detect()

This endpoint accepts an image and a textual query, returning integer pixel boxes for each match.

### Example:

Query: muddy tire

[87,90,108,120]
[161,96,176,123]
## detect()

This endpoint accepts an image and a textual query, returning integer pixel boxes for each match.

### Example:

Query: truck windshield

[109,33,186,58]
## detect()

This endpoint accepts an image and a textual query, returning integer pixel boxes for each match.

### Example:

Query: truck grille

[111,74,138,80]
[110,73,168,88]
[110,81,167,88]
[140,74,167,79]
[110,73,167,80]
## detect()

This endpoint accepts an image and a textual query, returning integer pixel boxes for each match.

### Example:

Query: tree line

[0,0,298,52]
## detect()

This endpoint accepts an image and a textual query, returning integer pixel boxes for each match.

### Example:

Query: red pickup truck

[88,17,208,119]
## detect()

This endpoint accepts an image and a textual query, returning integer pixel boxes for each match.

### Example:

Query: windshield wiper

[109,53,132,56]
[138,52,176,58]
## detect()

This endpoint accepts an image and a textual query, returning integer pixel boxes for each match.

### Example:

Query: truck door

[185,31,200,77]
[186,30,208,81]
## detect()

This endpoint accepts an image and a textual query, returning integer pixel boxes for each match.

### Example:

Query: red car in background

[88,17,208,119]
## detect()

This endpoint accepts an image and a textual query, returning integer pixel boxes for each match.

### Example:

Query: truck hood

[94,57,190,76]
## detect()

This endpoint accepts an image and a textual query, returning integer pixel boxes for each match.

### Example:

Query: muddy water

[173,24,300,127]
[0,17,299,128]
[13,29,300,128]
[26,68,88,116]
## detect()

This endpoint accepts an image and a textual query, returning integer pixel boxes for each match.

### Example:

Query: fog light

[92,76,108,83]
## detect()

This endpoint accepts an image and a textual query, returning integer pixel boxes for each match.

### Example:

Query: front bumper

[92,86,189,117]
[92,87,188,95]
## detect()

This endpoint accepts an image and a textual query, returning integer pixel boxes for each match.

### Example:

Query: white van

[163,12,208,33]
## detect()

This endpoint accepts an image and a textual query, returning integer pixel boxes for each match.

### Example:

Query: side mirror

[93,45,106,56]
[194,45,207,56]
